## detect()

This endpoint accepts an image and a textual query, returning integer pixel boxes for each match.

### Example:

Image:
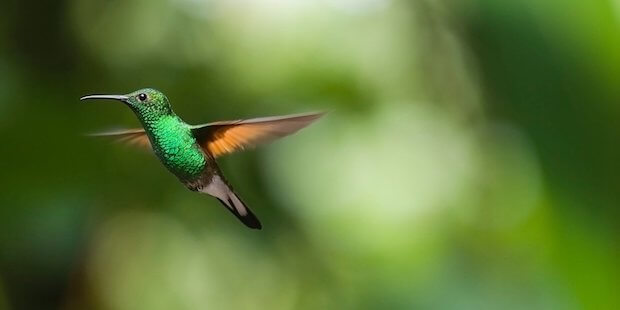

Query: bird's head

[81,88,173,120]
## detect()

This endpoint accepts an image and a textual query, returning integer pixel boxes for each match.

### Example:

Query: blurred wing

[192,112,324,158]
[87,128,151,148]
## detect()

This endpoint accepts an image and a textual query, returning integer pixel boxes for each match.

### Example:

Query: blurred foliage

[0,0,619,309]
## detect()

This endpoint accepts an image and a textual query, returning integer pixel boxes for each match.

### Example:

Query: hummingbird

[81,88,323,230]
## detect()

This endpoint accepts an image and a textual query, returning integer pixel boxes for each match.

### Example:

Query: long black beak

[80,94,129,102]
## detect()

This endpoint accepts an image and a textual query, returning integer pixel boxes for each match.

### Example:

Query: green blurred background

[1,0,619,309]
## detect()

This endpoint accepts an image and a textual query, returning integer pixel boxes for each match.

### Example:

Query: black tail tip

[217,198,262,230]
[243,215,262,230]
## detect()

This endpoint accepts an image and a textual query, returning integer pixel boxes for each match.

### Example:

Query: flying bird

[81,88,323,229]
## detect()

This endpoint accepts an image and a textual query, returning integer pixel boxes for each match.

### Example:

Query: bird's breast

[149,120,206,181]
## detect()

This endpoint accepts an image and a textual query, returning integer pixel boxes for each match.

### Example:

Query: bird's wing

[191,111,324,158]
[87,128,151,148]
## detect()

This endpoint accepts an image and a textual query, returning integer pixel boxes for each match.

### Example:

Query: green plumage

[124,90,206,181]
[144,115,206,180]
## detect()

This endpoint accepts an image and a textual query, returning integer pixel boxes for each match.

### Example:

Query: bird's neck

[139,112,180,133]
[130,102,176,129]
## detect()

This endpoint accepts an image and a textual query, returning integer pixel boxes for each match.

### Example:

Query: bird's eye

[138,93,148,102]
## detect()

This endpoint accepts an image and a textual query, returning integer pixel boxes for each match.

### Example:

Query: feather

[191,112,324,158]
[86,129,151,148]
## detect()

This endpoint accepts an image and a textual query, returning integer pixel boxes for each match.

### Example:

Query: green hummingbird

[81,88,323,230]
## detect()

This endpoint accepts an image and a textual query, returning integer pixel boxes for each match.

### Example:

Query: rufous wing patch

[192,112,324,158]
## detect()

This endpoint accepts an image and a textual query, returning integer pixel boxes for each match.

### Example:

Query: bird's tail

[200,175,262,230]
